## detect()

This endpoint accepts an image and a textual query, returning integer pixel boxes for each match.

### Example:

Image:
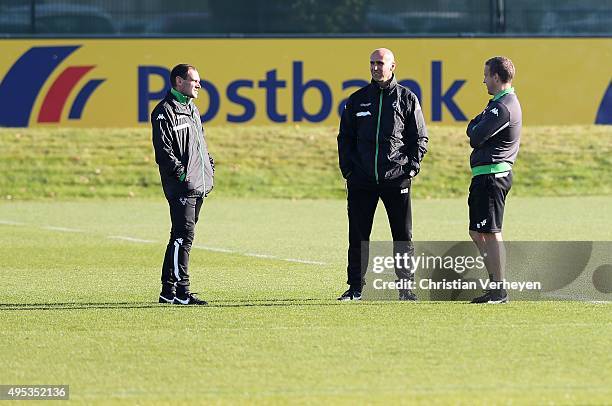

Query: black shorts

[468,171,513,233]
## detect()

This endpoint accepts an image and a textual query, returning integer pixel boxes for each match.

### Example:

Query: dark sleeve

[466,111,484,137]
[337,97,356,179]
[404,93,428,176]
[467,102,510,148]
[151,110,186,181]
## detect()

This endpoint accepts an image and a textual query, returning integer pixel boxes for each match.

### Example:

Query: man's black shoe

[399,289,417,301]
[337,289,362,301]
[159,293,175,304]
[159,283,176,304]
[173,292,208,305]
[470,289,509,304]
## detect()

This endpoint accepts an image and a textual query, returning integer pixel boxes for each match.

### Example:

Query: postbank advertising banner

[1,38,611,127]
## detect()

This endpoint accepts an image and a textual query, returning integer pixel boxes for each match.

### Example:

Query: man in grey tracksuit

[151,64,215,305]
[466,56,522,304]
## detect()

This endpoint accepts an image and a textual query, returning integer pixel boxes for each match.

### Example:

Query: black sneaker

[337,289,362,301]
[470,289,509,304]
[158,293,175,304]
[399,289,417,301]
[173,292,208,305]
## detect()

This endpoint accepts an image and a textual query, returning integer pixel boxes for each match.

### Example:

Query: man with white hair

[337,48,428,301]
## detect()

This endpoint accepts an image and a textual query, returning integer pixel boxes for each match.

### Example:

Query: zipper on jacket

[192,113,206,192]
[374,89,383,184]
[197,130,206,191]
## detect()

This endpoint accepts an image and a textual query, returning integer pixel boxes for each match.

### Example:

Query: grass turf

[1,197,611,404]
[1,125,611,200]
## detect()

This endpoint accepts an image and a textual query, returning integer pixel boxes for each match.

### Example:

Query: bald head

[371,48,395,64]
[370,48,396,86]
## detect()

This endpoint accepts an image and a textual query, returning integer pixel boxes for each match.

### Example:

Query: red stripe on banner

[37,66,95,123]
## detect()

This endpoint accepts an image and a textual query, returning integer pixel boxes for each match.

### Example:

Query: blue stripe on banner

[0,46,79,127]
[595,82,612,125]
[69,79,105,119]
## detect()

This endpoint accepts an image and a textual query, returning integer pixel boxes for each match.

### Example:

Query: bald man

[337,48,428,301]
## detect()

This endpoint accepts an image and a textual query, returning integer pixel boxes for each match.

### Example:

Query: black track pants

[346,182,415,289]
[160,196,203,294]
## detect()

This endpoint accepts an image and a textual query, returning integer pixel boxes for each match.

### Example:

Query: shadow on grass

[0,298,332,311]
[0,298,440,311]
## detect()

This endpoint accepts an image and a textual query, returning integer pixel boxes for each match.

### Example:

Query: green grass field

[1,125,611,200]
[1,197,611,404]
[1,125,611,404]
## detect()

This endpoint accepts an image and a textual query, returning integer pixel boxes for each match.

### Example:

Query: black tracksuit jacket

[337,76,428,188]
[467,90,522,168]
[151,91,215,200]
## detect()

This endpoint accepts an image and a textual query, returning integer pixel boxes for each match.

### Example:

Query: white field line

[278,257,327,265]
[193,244,234,253]
[108,236,156,244]
[194,245,327,266]
[1,219,327,266]
[0,220,25,226]
[42,226,84,233]
[106,239,326,265]
[246,252,278,259]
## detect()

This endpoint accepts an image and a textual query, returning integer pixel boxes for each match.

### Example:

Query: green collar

[492,87,514,101]
[170,88,190,105]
